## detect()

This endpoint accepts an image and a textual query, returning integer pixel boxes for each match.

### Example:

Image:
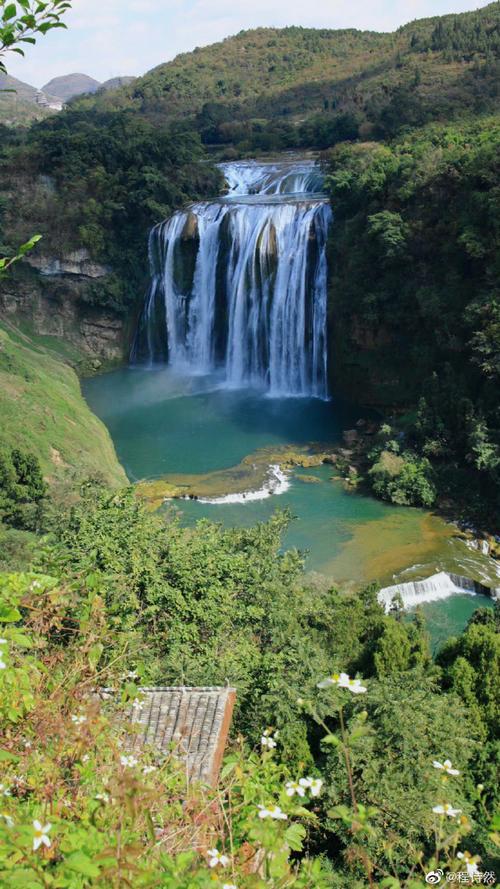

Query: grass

[0,321,127,491]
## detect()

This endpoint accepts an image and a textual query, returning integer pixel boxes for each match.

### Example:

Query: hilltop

[77,2,500,148]
[41,72,101,102]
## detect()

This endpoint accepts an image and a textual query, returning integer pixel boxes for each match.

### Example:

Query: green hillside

[77,3,500,149]
[0,73,52,126]
[0,323,127,491]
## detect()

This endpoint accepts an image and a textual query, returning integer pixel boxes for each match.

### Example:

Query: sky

[5,0,491,89]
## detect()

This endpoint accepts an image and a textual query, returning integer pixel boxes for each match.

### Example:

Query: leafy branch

[0,0,72,74]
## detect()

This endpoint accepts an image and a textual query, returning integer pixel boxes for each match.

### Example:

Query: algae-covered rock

[296,474,322,484]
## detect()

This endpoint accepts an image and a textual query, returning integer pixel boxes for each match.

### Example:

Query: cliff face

[0,255,128,366]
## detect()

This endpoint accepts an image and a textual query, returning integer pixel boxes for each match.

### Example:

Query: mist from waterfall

[132,159,332,398]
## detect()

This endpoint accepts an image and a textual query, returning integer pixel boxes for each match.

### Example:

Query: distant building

[34,91,64,112]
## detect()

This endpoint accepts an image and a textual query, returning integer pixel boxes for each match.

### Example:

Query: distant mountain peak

[41,73,101,102]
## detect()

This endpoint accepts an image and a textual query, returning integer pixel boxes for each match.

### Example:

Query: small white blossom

[286,780,306,798]
[71,714,87,725]
[257,804,288,820]
[261,728,279,749]
[0,785,11,797]
[0,658,6,670]
[127,670,139,679]
[317,672,342,688]
[432,759,460,776]
[457,851,480,878]
[339,674,367,694]
[0,813,14,828]
[142,765,157,775]
[300,776,323,797]
[81,755,90,763]
[207,848,230,868]
[433,803,462,818]
[33,820,52,851]
[95,793,110,803]
[317,672,367,693]
[132,698,144,711]
[30,581,42,590]
[120,755,139,768]
[222,884,238,889]
[0,639,7,646]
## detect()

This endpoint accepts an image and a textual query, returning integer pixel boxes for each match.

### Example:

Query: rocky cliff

[0,255,129,367]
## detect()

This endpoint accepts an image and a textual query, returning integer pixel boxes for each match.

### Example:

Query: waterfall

[378,571,497,612]
[132,159,332,398]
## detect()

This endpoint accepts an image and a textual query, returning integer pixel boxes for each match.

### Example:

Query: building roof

[126,686,236,786]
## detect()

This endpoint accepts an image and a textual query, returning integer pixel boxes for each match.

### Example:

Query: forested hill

[75,3,500,148]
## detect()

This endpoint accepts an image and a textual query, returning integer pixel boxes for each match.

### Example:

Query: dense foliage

[0,111,222,309]
[0,447,46,531]
[325,117,500,525]
[0,486,498,886]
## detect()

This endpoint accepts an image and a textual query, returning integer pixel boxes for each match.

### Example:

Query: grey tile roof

[127,686,236,786]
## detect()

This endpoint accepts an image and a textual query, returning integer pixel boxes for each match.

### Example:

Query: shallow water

[84,366,499,637]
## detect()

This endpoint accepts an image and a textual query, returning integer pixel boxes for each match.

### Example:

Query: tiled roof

[126,686,236,786]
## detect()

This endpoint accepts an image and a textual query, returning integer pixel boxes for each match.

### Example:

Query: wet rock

[343,429,359,446]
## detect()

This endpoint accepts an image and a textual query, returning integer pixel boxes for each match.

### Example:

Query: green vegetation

[0,447,47,531]
[0,6,499,882]
[75,3,500,151]
[326,117,500,525]
[0,323,127,490]
[0,488,498,886]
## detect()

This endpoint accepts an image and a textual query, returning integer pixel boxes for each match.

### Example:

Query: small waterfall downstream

[378,571,499,612]
[132,159,332,398]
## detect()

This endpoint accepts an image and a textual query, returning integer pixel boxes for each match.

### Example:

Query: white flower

[207,848,230,868]
[457,851,480,878]
[71,714,87,725]
[433,803,462,818]
[0,658,6,670]
[317,672,367,693]
[127,670,138,679]
[317,672,343,688]
[432,759,460,776]
[143,765,157,775]
[257,804,288,820]
[132,698,144,711]
[81,755,90,764]
[286,780,306,797]
[0,639,7,645]
[0,813,14,828]
[30,581,42,590]
[338,674,367,694]
[33,820,52,851]
[300,776,323,797]
[120,755,139,768]
[0,785,11,797]
[261,728,279,749]
[95,793,110,803]
[222,884,238,889]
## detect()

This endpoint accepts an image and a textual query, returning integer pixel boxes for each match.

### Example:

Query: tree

[0,447,48,531]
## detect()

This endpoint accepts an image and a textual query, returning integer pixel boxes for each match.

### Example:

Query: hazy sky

[5,0,490,88]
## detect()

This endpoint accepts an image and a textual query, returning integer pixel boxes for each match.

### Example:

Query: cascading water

[132,159,332,398]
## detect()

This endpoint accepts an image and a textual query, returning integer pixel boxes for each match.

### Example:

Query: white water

[196,465,290,504]
[133,159,332,399]
[378,571,494,612]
